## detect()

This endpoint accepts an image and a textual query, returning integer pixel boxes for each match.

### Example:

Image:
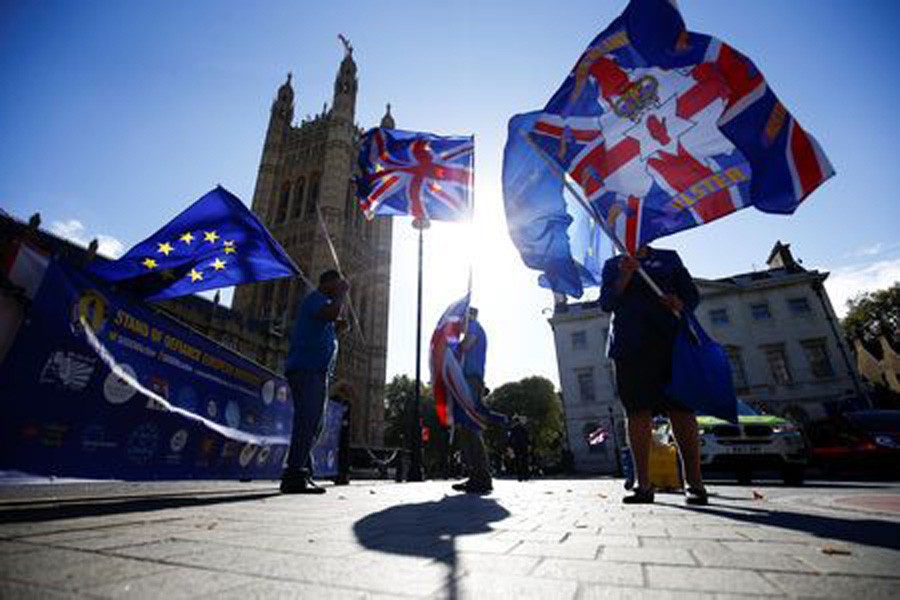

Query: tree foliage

[842,283,899,345]
[484,376,564,465]
[383,374,451,476]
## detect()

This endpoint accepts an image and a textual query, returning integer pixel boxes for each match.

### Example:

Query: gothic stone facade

[171,50,394,447]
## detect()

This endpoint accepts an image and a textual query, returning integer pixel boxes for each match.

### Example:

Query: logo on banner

[256,445,271,466]
[103,364,138,404]
[261,379,275,405]
[239,444,258,467]
[126,423,159,465]
[225,401,241,429]
[169,429,189,453]
[206,400,218,418]
[72,289,109,334]
[39,351,96,391]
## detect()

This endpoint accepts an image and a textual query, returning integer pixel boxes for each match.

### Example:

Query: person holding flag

[280,270,350,495]
[600,246,705,504]
[449,307,494,495]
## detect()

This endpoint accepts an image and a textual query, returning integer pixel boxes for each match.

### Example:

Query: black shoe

[624,478,635,491]
[280,477,326,495]
[685,486,709,506]
[622,488,655,504]
[464,482,493,495]
[452,480,492,495]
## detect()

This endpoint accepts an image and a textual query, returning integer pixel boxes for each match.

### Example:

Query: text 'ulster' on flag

[88,186,299,301]
[356,128,474,222]
[529,0,834,254]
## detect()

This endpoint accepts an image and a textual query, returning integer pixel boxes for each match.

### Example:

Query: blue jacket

[599,249,699,360]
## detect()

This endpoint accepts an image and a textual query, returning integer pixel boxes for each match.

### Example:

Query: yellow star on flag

[142,258,158,270]
[188,268,203,282]
[211,258,227,271]
[204,230,220,244]
[223,240,236,254]
[157,241,174,256]
[180,232,195,244]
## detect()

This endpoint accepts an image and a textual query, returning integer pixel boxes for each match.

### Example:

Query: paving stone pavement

[0,479,898,599]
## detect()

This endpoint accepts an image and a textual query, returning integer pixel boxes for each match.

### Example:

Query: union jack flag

[356,128,474,222]
[532,0,834,254]
[430,294,505,431]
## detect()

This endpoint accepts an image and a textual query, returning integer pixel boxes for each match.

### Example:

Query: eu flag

[356,128,474,222]
[89,186,299,300]
[503,112,608,298]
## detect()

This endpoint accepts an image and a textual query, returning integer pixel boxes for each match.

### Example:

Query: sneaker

[622,488,655,504]
[451,480,471,492]
[280,477,326,495]
[685,486,709,506]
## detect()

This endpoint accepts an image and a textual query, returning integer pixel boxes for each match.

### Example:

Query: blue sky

[2,1,899,388]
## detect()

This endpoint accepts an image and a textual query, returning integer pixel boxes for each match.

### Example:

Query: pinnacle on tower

[380,103,395,129]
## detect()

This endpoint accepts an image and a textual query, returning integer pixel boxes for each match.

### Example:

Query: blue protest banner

[0,258,340,480]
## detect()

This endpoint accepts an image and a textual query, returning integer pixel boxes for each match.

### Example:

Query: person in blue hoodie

[599,246,708,506]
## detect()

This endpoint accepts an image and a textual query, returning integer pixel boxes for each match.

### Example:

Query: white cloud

[49,219,126,259]
[824,258,900,318]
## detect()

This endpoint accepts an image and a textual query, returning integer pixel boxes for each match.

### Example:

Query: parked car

[697,400,808,485]
[806,410,900,477]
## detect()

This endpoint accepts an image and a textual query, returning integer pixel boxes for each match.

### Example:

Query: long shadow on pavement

[676,502,900,551]
[0,491,280,524]
[353,494,510,600]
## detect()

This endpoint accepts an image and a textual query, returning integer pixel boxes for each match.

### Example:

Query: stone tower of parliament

[235,44,394,446]
[166,44,394,447]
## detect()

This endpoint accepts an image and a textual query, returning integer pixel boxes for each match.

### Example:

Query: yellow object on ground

[648,442,682,491]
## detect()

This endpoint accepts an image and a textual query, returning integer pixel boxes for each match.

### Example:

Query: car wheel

[782,466,805,486]
[736,468,753,485]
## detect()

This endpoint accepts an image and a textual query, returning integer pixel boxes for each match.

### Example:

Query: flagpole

[519,130,667,299]
[407,216,429,482]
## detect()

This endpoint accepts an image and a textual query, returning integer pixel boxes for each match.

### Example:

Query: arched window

[306,173,321,217]
[275,181,291,224]
[291,176,306,219]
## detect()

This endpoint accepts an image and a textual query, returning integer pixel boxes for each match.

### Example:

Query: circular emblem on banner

[72,289,108,334]
[104,364,138,405]
[225,401,241,429]
[206,400,218,418]
[276,385,289,403]
[256,445,271,466]
[170,429,189,453]
[126,423,159,465]
[239,444,258,467]
[261,380,276,405]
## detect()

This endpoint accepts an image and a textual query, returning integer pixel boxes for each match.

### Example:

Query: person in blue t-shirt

[599,246,708,506]
[280,270,349,494]
[451,307,493,495]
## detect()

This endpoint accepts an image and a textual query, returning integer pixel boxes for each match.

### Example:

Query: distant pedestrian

[451,307,493,495]
[599,246,708,505]
[280,270,349,495]
[508,416,531,481]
